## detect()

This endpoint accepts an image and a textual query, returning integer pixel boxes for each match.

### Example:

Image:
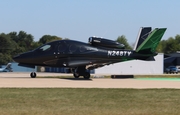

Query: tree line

[0,31,62,65]
[0,31,180,65]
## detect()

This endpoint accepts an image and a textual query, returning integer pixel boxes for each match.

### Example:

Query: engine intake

[89,36,124,49]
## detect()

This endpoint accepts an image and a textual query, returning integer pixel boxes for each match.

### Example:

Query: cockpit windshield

[37,44,52,52]
[40,45,51,51]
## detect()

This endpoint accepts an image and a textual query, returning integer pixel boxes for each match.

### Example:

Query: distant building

[37,66,95,74]
[4,62,94,73]
[37,66,71,73]
[164,52,180,69]
[95,54,164,75]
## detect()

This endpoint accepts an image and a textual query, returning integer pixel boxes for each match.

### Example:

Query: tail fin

[135,28,167,55]
[133,27,152,50]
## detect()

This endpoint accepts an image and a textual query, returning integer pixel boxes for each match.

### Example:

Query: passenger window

[58,42,66,52]
[69,44,78,53]
[80,46,86,52]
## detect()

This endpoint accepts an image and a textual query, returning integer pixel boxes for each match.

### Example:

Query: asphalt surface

[0,72,180,89]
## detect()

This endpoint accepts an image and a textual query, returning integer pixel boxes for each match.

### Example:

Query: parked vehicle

[166,66,178,74]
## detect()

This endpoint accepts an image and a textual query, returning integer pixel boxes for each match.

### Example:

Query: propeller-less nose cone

[13,51,34,63]
[13,55,21,62]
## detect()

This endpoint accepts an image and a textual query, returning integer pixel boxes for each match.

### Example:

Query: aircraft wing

[86,59,133,70]
[0,68,6,72]
[86,61,117,70]
[55,57,120,70]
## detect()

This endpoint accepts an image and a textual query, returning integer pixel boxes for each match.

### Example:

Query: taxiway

[0,72,180,89]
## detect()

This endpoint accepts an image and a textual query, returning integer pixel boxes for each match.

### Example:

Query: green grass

[134,74,180,78]
[0,88,180,115]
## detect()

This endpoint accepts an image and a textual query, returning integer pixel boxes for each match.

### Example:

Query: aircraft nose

[13,55,21,62]
[13,51,35,63]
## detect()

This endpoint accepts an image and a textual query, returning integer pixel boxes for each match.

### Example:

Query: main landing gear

[73,66,91,79]
[30,67,37,78]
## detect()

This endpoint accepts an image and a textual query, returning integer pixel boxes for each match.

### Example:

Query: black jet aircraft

[13,27,166,79]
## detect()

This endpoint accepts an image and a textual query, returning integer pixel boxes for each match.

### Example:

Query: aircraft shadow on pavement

[111,75,134,79]
[61,78,93,81]
[0,77,32,79]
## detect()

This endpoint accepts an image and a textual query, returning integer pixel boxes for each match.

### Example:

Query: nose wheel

[30,72,36,78]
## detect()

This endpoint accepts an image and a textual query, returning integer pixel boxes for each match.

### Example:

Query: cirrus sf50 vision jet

[13,27,166,79]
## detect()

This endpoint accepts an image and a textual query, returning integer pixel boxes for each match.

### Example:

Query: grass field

[0,88,180,115]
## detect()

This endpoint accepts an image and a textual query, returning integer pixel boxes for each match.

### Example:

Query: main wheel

[73,73,80,78]
[30,72,36,78]
[83,72,90,79]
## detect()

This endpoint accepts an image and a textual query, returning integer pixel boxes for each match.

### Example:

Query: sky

[0,0,180,44]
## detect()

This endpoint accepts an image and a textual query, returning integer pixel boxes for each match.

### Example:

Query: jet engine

[88,36,125,49]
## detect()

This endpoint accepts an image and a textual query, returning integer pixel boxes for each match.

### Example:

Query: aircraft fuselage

[13,28,167,79]
[13,39,153,69]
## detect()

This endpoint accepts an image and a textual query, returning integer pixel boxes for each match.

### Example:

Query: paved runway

[0,72,180,89]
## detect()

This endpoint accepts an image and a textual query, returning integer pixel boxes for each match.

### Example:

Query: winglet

[135,28,167,55]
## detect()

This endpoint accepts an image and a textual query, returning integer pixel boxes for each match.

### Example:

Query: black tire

[73,73,80,78]
[83,72,90,79]
[30,72,36,78]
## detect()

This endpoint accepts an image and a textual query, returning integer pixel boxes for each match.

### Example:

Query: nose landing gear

[30,72,36,78]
